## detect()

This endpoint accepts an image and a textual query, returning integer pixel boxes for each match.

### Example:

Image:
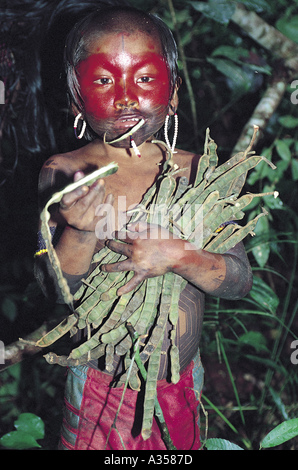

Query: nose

[114,79,138,109]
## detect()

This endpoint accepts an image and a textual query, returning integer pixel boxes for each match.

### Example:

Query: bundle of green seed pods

[36,127,278,440]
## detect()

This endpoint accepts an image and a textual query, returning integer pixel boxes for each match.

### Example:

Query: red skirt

[59,354,203,451]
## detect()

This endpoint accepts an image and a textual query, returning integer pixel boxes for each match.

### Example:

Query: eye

[136,76,154,83]
[94,78,113,85]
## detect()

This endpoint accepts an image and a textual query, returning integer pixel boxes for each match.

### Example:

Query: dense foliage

[0,0,298,449]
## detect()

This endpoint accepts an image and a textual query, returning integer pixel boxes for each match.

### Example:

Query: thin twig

[0,320,58,372]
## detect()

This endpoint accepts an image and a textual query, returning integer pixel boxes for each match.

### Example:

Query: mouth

[116,115,143,128]
[105,118,145,145]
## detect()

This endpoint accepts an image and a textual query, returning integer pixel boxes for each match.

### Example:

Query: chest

[102,165,161,230]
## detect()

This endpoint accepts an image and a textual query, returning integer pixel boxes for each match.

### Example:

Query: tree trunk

[231,4,298,153]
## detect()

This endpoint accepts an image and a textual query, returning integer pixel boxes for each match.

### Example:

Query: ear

[168,77,182,115]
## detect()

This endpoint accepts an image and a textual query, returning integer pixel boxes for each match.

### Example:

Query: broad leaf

[240,0,271,13]
[260,419,298,448]
[251,216,270,268]
[14,413,45,440]
[291,159,298,181]
[205,438,244,450]
[0,413,44,450]
[250,276,279,313]
[190,0,236,25]
[207,58,253,96]
[275,139,292,163]
[0,431,41,450]
[278,115,298,129]
[276,15,298,43]
[239,331,268,353]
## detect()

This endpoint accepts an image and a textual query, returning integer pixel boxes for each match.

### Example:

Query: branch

[232,74,287,154]
[231,4,298,74]
[230,4,298,153]
[0,320,58,372]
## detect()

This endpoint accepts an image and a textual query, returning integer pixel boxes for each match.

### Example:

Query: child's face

[77,30,174,147]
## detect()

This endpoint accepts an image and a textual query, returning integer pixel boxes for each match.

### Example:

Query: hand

[59,171,114,232]
[101,221,186,295]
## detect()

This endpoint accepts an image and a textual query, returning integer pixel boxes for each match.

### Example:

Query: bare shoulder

[173,148,201,184]
[38,146,91,209]
[41,148,84,176]
[39,142,100,190]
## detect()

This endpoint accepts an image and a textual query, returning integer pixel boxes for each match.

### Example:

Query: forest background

[0,0,298,450]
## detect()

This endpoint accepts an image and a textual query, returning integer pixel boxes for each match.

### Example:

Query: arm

[34,158,113,301]
[171,239,253,300]
[101,222,253,300]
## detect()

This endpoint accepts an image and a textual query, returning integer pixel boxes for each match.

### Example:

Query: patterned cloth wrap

[58,351,204,450]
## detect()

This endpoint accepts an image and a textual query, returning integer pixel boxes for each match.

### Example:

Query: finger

[60,170,88,209]
[60,185,89,210]
[117,272,146,296]
[101,258,133,273]
[113,229,139,243]
[105,192,114,206]
[60,176,107,211]
[95,193,115,219]
[106,239,132,257]
[73,170,85,182]
[86,179,106,206]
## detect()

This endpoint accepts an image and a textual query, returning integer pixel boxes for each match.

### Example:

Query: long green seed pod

[141,337,164,440]
[37,126,278,442]
[38,161,118,322]
[35,314,78,348]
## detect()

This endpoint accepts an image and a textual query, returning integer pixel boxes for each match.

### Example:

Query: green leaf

[0,413,44,450]
[211,45,271,75]
[260,419,298,449]
[190,0,236,25]
[291,159,298,181]
[212,45,249,61]
[276,15,298,43]
[238,331,268,353]
[205,438,244,450]
[275,139,292,163]
[14,413,45,440]
[0,431,41,450]
[251,216,270,268]
[207,58,252,96]
[262,185,283,210]
[1,297,18,321]
[278,115,298,129]
[240,0,271,13]
[7,362,21,380]
[269,387,290,421]
[250,276,279,314]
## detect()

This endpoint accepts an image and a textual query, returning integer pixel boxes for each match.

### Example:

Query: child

[35,6,253,450]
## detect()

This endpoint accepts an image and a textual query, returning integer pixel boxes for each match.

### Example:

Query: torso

[42,139,204,381]
[88,280,204,381]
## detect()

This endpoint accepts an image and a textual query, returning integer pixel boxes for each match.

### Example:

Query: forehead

[86,30,164,58]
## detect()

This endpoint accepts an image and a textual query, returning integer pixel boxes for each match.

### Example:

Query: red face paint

[77,31,172,146]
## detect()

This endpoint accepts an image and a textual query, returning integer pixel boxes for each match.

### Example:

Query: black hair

[0,0,129,186]
[64,6,179,140]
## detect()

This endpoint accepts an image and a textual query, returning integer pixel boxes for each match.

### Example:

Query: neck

[95,138,162,163]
